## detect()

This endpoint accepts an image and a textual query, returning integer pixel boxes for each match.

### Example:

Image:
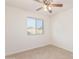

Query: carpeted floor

[6,45,73,59]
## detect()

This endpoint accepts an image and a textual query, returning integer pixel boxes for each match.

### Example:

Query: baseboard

[6,43,50,56]
[6,43,73,56]
[50,43,73,53]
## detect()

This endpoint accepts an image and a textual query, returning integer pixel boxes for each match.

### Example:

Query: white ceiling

[6,0,73,15]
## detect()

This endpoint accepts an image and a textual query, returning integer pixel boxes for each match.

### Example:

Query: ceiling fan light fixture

[48,6,52,10]
[35,0,63,13]
[43,5,48,11]
[44,8,48,11]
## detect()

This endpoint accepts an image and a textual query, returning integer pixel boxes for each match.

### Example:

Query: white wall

[5,5,51,55]
[51,9,73,52]
[6,5,73,55]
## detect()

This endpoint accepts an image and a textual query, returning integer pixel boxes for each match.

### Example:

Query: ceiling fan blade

[51,4,63,7]
[36,7,43,11]
[34,0,42,3]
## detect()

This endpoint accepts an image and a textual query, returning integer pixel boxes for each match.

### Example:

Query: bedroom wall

[5,5,51,55]
[50,9,73,52]
[6,5,73,56]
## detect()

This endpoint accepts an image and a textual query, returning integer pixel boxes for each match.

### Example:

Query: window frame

[26,17,44,35]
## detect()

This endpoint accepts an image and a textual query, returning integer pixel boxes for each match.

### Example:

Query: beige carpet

[6,45,73,59]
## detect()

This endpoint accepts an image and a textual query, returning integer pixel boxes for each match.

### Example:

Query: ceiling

[6,0,73,15]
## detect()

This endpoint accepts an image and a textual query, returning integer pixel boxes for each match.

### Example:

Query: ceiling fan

[34,0,63,13]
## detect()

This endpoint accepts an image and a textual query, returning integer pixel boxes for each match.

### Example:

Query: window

[26,17,44,35]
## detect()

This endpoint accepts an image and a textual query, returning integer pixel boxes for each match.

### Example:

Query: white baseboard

[50,43,73,52]
[6,43,50,56]
[6,43,72,56]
